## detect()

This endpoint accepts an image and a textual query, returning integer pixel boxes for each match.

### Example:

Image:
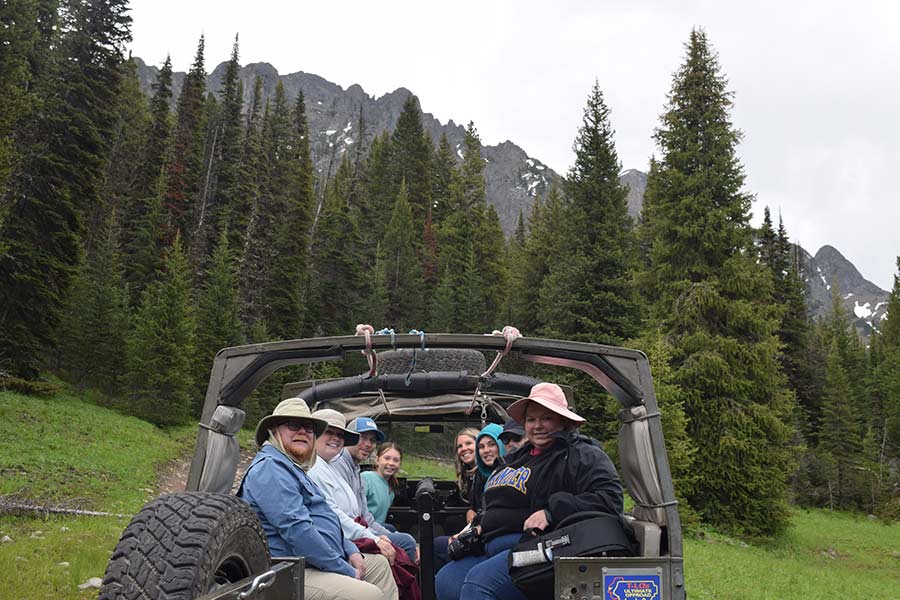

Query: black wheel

[99,492,270,599]
[378,348,486,375]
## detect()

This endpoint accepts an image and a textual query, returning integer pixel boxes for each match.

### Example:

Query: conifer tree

[142,55,173,195]
[432,132,458,224]
[639,29,794,536]
[0,0,41,202]
[308,158,365,336]
[509,185,566,334]
[210,35,246,258]
[165,36,207,246]
[360,131,395,249]
[58,210,130,395]
[382,180,425,329]
[97,58,151,248]
[126,234,198,425]
[365,243,389,326]
[818,338,865,508]
[196,228,244,411]
[0,0,131,378]
[540,82,638,344]
[390,94,433,224]
[263,89,316,339]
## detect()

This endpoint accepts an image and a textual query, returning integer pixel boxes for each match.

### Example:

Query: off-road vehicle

[99,332,685,600]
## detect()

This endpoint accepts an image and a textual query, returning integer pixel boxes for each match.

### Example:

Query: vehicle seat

[198,405,245,494]
[618,405,666,557]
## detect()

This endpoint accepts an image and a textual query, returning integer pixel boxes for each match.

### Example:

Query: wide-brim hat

[506,382,585,426]
[348,416,386,442]
[255,397,329,447]
[311,409,360,445]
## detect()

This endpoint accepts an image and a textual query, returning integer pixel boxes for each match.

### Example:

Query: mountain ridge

[133,59,888,336]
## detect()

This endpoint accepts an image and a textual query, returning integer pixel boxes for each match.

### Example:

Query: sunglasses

[282,421,316,434]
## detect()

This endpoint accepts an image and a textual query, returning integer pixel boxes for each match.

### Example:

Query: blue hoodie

[475,423,507,478]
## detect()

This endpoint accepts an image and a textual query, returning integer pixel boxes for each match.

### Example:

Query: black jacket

[504,429,624,527]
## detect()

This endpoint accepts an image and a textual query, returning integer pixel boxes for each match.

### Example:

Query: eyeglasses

[282,421,316,434]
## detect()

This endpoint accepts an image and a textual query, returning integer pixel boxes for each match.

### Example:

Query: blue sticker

[604,574,661,600]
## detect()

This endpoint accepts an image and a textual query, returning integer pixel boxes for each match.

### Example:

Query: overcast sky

[129,0,900,290]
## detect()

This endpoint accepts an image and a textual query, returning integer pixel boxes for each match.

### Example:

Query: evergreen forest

[1,1,899,538]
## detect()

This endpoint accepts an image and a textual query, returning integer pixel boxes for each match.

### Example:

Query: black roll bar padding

[416,477,437,600]
[295,372,540,404]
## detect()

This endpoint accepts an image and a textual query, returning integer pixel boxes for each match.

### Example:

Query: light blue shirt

[239,444,358,578]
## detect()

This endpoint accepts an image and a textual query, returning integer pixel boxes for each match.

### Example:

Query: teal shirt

[361,470,393,524]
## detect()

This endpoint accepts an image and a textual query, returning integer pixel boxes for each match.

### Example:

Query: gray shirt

[332,448,390,536]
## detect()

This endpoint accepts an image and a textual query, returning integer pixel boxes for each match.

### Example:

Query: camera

[447,526,484,560]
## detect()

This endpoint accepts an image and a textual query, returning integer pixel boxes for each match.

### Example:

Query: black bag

[508,511,636,600]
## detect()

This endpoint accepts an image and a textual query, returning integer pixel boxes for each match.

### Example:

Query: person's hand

[349,552,366,579]
[523,509,550,532]
[376,536,396,565]
[465,508,477,523]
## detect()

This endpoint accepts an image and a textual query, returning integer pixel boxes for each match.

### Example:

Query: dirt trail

[156,449,255,495]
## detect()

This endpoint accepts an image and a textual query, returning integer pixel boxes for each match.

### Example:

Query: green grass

[0,391,194,512]
[685,509,900,599]
[398,454,456,481]
[3,389,900,599]
[0,391,195,599]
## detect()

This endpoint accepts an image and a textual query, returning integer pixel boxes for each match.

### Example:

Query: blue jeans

[386,530,418,562]
[459,548,527,600]
[434,533,521,600]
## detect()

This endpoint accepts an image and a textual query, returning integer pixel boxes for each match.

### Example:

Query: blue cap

[347,416,386,442]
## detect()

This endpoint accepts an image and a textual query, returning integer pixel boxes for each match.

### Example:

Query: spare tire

[378,348,486,375]
[99,492,269,599]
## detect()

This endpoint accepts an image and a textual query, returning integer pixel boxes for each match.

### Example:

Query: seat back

[618,405,666,556]
[198,405,245,494]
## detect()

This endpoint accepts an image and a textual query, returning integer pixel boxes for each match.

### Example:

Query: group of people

[435,382,624,600]
[238,400,416,600]
[238,381,625,600]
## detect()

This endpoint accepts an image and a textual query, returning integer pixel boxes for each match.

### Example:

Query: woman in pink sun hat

[434,382,625,600]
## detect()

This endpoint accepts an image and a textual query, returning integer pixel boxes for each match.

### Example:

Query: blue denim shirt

[239,444,359,578]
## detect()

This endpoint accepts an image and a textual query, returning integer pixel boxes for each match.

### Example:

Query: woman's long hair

[454,427,480,501]
[375,442,403,492]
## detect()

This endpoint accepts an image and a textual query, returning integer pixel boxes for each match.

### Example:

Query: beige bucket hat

[311,409,360,445]
[255,397,330,447]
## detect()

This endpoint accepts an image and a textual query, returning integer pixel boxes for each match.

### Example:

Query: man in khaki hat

[238,398,399,600]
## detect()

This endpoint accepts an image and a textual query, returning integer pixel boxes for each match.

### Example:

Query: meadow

[1,391,898,599]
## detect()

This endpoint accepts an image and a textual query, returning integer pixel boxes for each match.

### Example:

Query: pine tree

[58,210,130,395]
[818,338,865,509]
[126,234,198,425]
[539,82,639,344]
[196,228,244,412]
[0,0,41,202]
[638,29,795,536]
[382,180,425,329]
[308,158,365,336]
[97,57,151,248]
[142,55,173,195]
[210,35,245,258]
[262,89,316,339]
[165,36,207,246]
[390,94,433,225]
[0,0,131,378]
[511,185,564,334]
[432,132,458,224]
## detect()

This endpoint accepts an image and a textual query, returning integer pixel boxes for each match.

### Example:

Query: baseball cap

[347,416,386,442]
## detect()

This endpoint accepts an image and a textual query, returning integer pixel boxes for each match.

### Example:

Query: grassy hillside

[1,390,898,599]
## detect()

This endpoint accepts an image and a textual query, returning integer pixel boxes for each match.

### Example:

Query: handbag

[508,511,636,600]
